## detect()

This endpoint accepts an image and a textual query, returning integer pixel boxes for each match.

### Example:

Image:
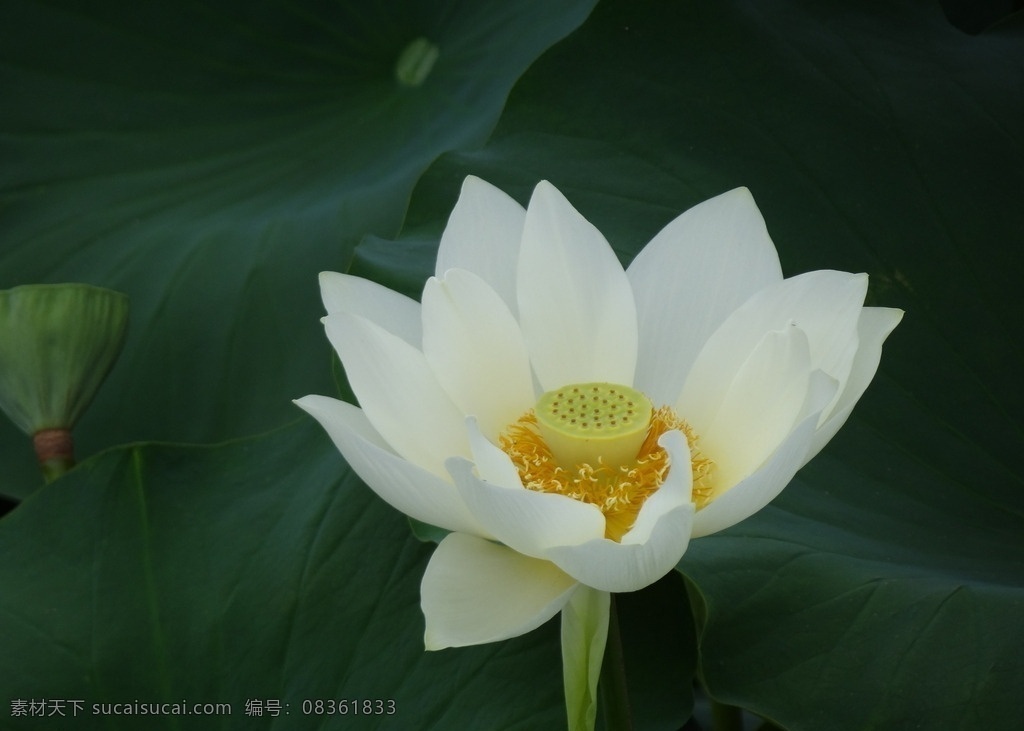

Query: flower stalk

[600,595,633,731]
[561,587,610,731]
[32,428,75,482]
[710,698,744,731]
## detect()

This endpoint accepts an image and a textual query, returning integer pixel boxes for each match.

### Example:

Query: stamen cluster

[500,405,714,541]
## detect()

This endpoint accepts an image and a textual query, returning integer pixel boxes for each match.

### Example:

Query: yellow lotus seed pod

[534,382,653,469]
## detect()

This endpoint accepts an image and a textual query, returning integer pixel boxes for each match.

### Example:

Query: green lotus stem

[600,595,632,730]
[34,428,75,483]
[710,698,744,731]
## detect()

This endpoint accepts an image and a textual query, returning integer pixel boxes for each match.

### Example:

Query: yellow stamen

[500,385,714,542]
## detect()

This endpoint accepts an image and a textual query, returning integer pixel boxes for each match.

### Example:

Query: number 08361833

[301,699,396,715]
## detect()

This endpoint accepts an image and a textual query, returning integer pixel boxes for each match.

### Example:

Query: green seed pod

[0,283,129,480]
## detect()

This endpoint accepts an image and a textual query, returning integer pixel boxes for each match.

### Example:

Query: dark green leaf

[0,0,597,497]
[0,419,566,730]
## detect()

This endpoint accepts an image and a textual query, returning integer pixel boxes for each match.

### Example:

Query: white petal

[456,425,695,592]
[680,270,867,435]
[294,395,486,536]
[691,371,836,538]
[547,432,695,593]
[800,369,842,426]
[421,532,578,649]
[805,306,904,462]
[422,269,535,441]
[698,326,812,490]
[318,271,422,347]
[465,416,529,490]
[436,176,526,316]
[621,428,694,543]
[324,312,469,477]
[627,187,783,405]
[544,502,695,593]
[447,455,606,558]
[517,181,638,390]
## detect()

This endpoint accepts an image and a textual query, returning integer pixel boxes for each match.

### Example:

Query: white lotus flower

[295,177,901,728]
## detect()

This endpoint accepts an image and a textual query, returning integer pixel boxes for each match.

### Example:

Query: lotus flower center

[499,381,712,542]
[535,383,653,469]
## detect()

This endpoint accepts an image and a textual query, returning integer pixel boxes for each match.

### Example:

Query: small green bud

[0,283,129,480]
